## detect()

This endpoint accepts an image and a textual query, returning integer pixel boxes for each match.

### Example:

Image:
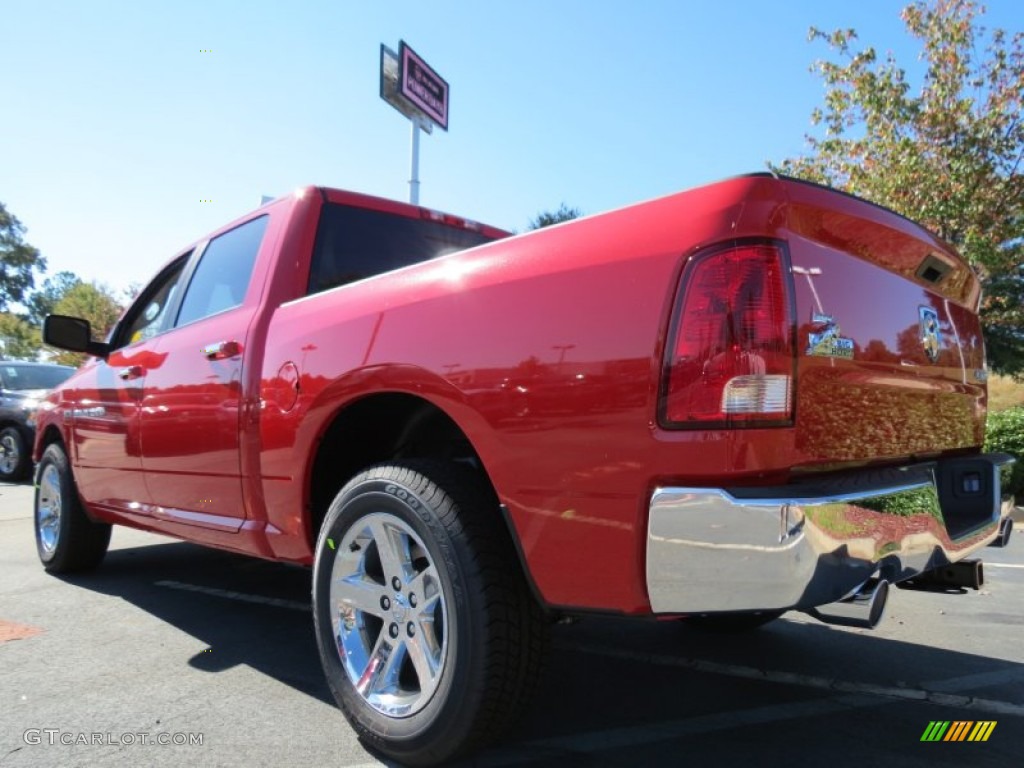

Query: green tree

[0,312,39,359]
[26,271,82,327]
[775,0,1024,378]
[0,201,47,312]
[985,406,1024,499]
[119,282,143,306]
[528,203,582,230]
[47,282,123,366]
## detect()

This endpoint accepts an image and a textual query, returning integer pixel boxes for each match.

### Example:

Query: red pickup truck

[35,174,1014,765]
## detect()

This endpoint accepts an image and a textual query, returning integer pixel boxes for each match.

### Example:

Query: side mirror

[43,315,111,359]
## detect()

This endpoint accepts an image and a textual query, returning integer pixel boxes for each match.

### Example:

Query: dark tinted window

[176,216,269,327]
[0,364,74,391]
[307,204,496,296]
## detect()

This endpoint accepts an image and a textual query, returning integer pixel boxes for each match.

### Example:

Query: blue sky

[2,0,1021,294]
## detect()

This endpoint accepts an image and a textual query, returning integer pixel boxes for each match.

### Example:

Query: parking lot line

[139,577,1023,764]
[485,694,879,765]
[151,578,1024,719]
[560,643,1024,717]
[476,646,1024,764]
[924,666,1024,692]
[154,580,310,612]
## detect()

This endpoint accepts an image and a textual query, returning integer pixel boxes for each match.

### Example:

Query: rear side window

[307,204,495,296]
[176,216,269,327]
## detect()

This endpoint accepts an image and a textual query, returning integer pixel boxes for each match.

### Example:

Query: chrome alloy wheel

[329,511,448,717]
[0,432,19,476]
[36,463,62,555]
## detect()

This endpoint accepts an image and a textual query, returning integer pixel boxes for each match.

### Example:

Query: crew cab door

[138,215,269,532]
[66,257,187,513]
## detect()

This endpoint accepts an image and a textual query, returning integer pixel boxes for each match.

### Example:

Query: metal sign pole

[409,116,421,205]
[381,41,446,205]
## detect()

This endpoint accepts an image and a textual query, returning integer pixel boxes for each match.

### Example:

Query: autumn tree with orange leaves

[776,0,1023,378]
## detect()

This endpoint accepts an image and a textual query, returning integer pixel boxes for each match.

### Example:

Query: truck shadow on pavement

[60,539,1024,767]
[59,540,330,702]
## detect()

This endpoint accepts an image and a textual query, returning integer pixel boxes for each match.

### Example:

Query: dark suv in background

[0,361,75,481]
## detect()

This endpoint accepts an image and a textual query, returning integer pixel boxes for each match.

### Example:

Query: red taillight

[660,241,795,428]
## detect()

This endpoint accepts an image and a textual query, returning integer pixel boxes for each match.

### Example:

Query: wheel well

[36,425,65,455]
[307,393,493,546]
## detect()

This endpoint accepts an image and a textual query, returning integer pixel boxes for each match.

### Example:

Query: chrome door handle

[202,340,241,360]
[119,365,143,380]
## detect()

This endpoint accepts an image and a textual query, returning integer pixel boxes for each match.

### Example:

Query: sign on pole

[380,41,450,204]
[380,44,432,134]
[398,42,449,131]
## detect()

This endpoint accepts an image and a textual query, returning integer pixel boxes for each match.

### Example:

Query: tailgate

[781,180,987,464]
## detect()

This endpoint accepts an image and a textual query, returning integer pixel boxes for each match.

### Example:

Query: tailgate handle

[202,340,241,361]
[118,365,143,381]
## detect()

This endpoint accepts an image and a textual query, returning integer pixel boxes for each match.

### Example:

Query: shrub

[985,406,1024,500]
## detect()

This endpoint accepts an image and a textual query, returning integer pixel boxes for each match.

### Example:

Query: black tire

[312,461,546,766]
[0,425,31,482]
[682,610,785,633]
[34,443,111,572]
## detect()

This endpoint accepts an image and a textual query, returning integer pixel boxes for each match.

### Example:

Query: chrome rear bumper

[645,454,1014,614]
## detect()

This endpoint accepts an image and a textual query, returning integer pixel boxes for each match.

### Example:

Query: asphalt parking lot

[2,480,1022,767]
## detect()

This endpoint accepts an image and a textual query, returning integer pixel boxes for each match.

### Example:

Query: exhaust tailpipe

[806,578,888,630]
[988,518,1013,548]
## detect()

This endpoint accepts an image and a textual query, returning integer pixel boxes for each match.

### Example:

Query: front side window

[118,256,190,348]
[175,216,269,327]
[307,204,496,296]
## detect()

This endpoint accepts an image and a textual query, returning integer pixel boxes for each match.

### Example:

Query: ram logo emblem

[919,306,941,363]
